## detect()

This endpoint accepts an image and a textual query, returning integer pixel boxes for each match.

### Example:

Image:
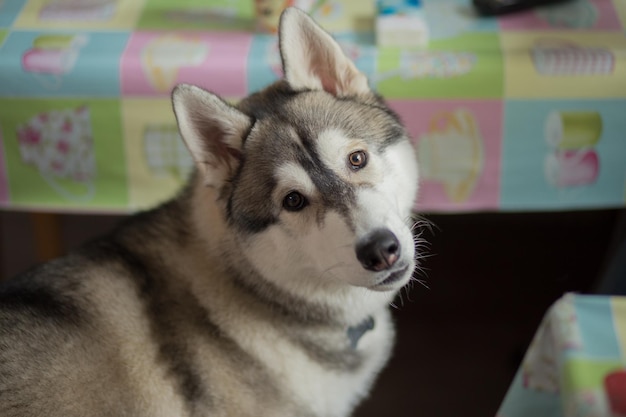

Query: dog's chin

[366,263,413,292]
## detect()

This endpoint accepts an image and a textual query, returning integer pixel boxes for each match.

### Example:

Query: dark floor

[1,208,623,416]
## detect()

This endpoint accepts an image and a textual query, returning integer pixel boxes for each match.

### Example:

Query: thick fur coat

[0,8,420,417]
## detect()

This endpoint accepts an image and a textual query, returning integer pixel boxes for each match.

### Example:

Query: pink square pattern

[121,32,253,97]
[499,0,622,31]
[389,100,503,212]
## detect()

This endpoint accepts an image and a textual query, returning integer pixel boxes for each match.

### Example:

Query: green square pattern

[376,33,504,99]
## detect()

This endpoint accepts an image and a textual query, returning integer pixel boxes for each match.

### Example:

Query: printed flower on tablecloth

[16,106,96,184]
[522,294,583,393]
[552,293,583,351]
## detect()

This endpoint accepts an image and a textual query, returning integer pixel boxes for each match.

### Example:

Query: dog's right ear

[278,7,369,97]
[172,84,252,188]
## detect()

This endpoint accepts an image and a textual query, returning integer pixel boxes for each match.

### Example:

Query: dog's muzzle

[355,228,400,272]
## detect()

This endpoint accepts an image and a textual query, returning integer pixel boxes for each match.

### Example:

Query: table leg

[31,212,63,262]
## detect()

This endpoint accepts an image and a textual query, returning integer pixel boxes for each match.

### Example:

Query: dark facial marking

[225,154,279,234]
[292,124,356,221]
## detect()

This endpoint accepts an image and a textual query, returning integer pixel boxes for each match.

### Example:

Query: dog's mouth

[371,264,410,291]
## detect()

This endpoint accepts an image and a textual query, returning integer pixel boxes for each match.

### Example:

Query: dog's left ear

[172,84,252,188]
[279,7,369,97]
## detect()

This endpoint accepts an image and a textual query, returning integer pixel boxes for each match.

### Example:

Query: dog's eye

[282,191,308,212]
[348,150,367,170]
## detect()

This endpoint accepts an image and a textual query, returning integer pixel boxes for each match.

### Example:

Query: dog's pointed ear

[279,7,369,97]
[172,84,252,187]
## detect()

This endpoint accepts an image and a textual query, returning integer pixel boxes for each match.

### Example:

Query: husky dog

[0,8,420,417]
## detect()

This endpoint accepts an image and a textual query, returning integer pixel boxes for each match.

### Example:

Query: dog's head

[173,8,419,297]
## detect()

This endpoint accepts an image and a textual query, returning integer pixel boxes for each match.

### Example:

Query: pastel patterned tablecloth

[0,0,625,213]
[498,294,626,417]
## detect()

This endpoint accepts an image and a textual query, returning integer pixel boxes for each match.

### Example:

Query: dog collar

[347,316,375,349]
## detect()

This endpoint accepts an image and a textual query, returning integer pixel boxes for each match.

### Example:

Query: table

[498,293,626,417]
[0,0,625,214]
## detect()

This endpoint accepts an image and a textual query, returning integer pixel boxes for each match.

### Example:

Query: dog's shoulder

[0,193,191,325]
[0,199,198,417]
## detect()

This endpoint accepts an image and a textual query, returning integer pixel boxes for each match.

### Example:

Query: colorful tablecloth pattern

[498,294,626,417]
[0,0,625,213]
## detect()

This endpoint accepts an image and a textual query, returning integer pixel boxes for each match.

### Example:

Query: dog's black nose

[356,229,400,272]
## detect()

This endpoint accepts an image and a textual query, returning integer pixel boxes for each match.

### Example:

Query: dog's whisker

[404,286,416,303]
[413,263,431,276]
[414,251,432,260]
[411,215,437,232]
[396,292,405,308]
[410,277,430,290]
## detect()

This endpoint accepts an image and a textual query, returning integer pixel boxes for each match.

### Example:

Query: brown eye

[348,150,367,170]
[283,191,308,212]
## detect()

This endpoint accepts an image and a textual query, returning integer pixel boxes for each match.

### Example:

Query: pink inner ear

[310,54,340,96]
[322,79,338,96]
[319,71,339,96]
[195,118,241,170]
[320,66,359,97]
